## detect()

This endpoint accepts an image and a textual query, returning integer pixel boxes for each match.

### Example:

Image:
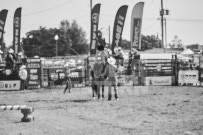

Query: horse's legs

[114,83,119,100]
[92,83,97,99]
[108,85,112,101]
[101,85,105,99]
[97,84,101,99]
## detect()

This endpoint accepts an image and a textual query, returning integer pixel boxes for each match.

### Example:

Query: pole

[164,18,167,48]
[161,0,164,49]
[108,26,111,48]
[32,44,34,57]
[89,0,92,56]
[56,40,58,56]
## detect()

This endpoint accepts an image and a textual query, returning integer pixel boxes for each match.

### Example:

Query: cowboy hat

[114,47,119,54]
[18,52,23,56]
[8,49,14,53]
[107,57,116,65]
[34,55,39,58]
[20,65,26,70]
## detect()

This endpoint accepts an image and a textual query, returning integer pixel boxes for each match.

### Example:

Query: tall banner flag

[111,5,128,54]
[0,9,8,45]
[90,4,101,55]
[13,7,22,53]
[130,2,144,50]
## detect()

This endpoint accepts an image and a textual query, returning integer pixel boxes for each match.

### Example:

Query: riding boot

[102,85,104,99]
[98,94,101,100]
[115,94,119,101]
[108,94,112,101]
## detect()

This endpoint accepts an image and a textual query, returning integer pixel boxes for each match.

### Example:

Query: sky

[1,0,203,47]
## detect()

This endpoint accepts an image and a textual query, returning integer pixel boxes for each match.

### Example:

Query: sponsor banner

[145,76,172,86]
[48,68,66,85]
[0,9,8,44]
[178,70,199,84]
[13,7,22,53]
[0,80,21,91]
[69,72,79,78]
[111,5,128,54]
[90,4,101,55]
[130,2,144,50]
[27,58,41,89]
[132,19,141,49]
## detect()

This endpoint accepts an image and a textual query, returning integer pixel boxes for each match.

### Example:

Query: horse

[91,60,107,100]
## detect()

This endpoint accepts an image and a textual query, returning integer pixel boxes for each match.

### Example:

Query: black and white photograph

[0,0,203,134]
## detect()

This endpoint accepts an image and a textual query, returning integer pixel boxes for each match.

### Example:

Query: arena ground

[0,86,203,135]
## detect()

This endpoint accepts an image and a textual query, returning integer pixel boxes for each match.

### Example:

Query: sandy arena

[0,86,203,135]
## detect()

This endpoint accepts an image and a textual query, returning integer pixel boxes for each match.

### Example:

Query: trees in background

[22,20,88,57]
[22,18,163,57]
[168,35,183,48]
[120,35,161,51]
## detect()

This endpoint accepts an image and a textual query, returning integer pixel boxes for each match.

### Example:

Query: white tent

[177,54,192,61]
[181,49,194,55]
[139,53,173,60]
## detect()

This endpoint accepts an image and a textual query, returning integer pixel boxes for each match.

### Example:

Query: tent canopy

[181,49,194,55]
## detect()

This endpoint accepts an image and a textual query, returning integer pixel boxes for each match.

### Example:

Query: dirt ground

[0,85,203,135]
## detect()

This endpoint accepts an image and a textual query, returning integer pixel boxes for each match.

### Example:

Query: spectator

[101,57,119,101]
[63,66,72,94]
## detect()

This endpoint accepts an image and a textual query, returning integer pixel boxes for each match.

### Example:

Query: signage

[145,76,172,86]
[0,80,21,91]
[27,58,41,89]
[178,70,199,84]
[48,68,66,85]
[132,19,141,48]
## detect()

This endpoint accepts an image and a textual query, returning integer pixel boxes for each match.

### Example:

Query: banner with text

[0,80,21,91]
[0,9,8,46]
[27,58,41,89]
[13,7,22,53]
[130,2,144,50]
[90,4,101,55]
[111,5,128,54]
[0,9,8,44]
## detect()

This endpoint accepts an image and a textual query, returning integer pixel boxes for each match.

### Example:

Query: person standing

[101,57,119,101]
[92,56,105,99]
[19,65,28,90]
[5,49,16,70]
[63,67,72,94]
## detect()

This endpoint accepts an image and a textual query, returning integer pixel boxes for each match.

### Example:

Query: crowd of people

[88,30,126,101]
[0,48,28,90]
[62,29,142,101]
[0,29,140,95]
